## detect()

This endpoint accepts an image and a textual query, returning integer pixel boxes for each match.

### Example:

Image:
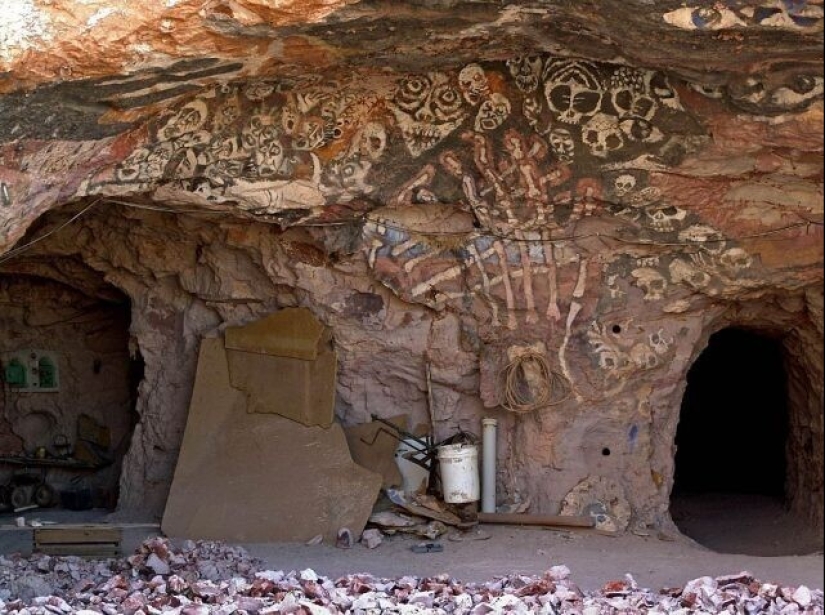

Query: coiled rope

[499,350,572,414]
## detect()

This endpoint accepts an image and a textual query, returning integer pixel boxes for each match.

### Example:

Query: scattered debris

[305,534,324,546]
[0,538,822,614]
[360,529,383,549]
[410,541,444,553]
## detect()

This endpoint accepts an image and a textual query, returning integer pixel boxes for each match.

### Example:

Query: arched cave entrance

[670,326,821,555]
[0,273,142,519]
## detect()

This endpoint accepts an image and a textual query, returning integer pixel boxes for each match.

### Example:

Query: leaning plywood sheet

[162,338,381,544]
[226,348,337,428]
[224,308,329,360]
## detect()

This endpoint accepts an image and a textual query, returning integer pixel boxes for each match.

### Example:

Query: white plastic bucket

[437,443,480,503]
[395,438,431,493]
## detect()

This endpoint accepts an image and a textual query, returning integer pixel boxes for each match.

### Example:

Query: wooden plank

[34,527,121,544]
[36,544,120,557]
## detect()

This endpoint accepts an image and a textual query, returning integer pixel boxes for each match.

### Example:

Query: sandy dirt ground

[245,525,824,593]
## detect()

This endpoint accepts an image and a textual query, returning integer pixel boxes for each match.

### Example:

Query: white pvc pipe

[481,418,498,513]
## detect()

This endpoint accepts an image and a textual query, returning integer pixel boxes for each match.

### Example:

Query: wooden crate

[34,526,122,557]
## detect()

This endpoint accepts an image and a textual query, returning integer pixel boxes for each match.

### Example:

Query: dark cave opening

[670,326,822,555]
[673,326,788,497]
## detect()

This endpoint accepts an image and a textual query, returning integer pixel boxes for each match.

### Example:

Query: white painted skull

[648,329,673,355]
[631,267,668,301]
[630,343,659,370]
[668,258,712,289]
[719,247,753,273]
[253,137,285,178]
[506,56,544,93]
[543,60,603,125]
[613,174,637,198]
[619,117,663,143]
[458,64,490,106]
[646,72,682,110]
[610,87,657,120]
[549,128,575,162]
[475,93,511,131]
[646,205,687,233]
[582,113,624,158]
[390,72,467,157]
[353,122,388,161]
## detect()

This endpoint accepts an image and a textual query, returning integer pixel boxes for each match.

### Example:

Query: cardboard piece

[224,308,329,360]
[227,348,337,428]
[162,338,382,544]
[344,415,408,489]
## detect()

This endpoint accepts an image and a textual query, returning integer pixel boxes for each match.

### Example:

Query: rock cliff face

[1,1,822,531]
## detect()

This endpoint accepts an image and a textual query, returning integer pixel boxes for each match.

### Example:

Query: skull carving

[549,128,575,162]
[352,122,387,161]
[613,174,637,198]
[630,344,659,370]
[649,329,673,355]
[458,64,490,106]
[619,117,663,143]
[543,60,604,125]
[159,100,208,141]
[390,72,468,158]
[611,87,657,120]
[631,267,668,301]
[475,93,511,131]
[507,56,544,93]
[669,258,711,289]
[242,115,281,151]
[253,137,285,179]
[719,247,753,273]
[582,113,624,158]
[646,72,682,110]
[646,205,687,233]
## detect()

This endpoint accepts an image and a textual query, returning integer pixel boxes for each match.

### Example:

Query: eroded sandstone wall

[0,2,822,530]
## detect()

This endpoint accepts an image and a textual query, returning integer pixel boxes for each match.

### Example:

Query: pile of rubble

[0,538,822,614]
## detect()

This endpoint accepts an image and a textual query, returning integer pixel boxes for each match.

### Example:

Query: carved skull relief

[582,113,624,158]
[631,267,668,301]
[719,247,753,273]
[549,128,576,162]
[390,72,468,158]
[506,55,544,93]
[543,60,604,125]
[458,64,490,106]
[646,205,687,233]
[475,93,512,131]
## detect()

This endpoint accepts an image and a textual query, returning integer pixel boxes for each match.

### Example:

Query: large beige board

[162,338,381,543]
[227,348,336,428]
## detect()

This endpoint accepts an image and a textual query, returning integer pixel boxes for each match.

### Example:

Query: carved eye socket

[605,133,623,150]
[395,76,431,111]
[794,74,817,93]
[432,84,464,119]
